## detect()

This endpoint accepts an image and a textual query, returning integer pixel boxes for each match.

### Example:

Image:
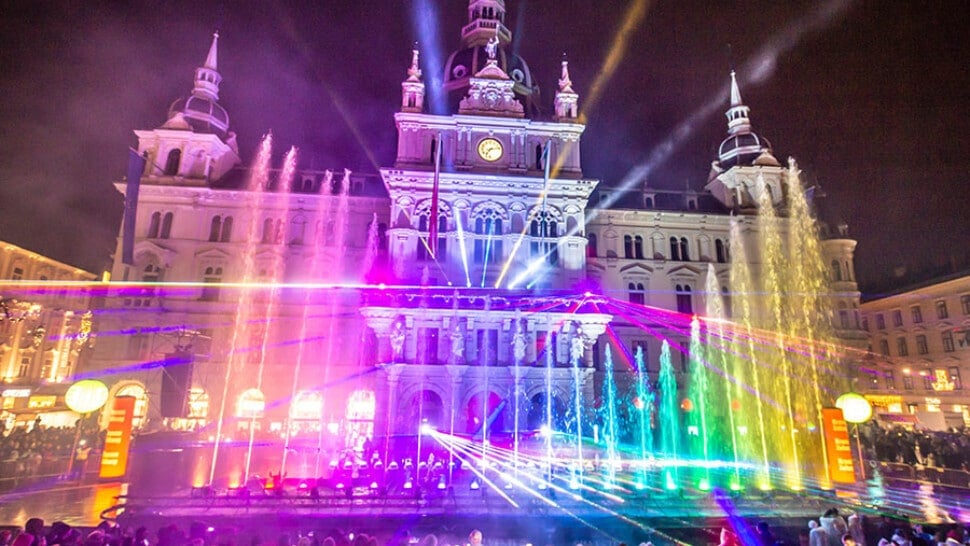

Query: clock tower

[380,5,597,290]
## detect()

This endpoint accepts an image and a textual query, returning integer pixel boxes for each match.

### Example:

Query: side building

[0,240,96,428]
[859,269,970,428]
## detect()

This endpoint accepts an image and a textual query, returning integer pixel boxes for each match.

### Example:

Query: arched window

[535,144,543,170]
[715,239,726,263]
[679,237,689,261]
[142,263,162,282]
[676,284,693,314]
[634,235,644,259]
[262,218,274,243]
[164,149,181,176]
[346,390,376,451]
[669,237,680,261]
[624,235,633,259]
[160,212,173,239]
[201,266,223,301]
[644,196,654,208]
[236,388,265,418]
[416,214,429,261]
[473,209,504,264]
[629,282,645,305]
[831,259,842,281]
[430,138,438,165]
[844,260,852,281]
[147,212,161,238]
[587,233,598,258]
[209,216,222,242]
[220,216,233,242]
[438,214,448,259]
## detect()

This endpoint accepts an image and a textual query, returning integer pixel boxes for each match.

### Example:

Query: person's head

[808,521,819,530]
[25,520,45,537]
[842,533,856,546]
[468,530,482,546]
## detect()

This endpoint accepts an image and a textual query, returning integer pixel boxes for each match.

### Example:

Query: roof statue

[485,29,499,60]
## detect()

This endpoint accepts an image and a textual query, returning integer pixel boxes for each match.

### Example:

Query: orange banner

[822,407,856,484]
[99,395,135,479]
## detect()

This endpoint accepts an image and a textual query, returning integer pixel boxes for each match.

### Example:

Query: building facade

[859,273,970,428]
[84,0,863,470]
[0,240,96,428]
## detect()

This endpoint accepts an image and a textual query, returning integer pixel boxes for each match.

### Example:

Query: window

[892,310,903,327]
[922,370,934,390]
[862,318,869,331]
[916,334,928,355]
[949,366,963,390]
[148,212,161,238]
[669,237,680,261]
[715,239,727,263]
[209,216,222,242]
[11,267,23,280]
[628,282,645,305]
[143,264,162,283]
[876,314,885,330]
[896,337,908,357]
[201,266,223,301]
[623,235,633,259]
[164,149,181,176]
[942,331,955,352]
[831,260,842,281]
[903,375,914,390]
[587,233,597,257]
[18,356,30,378]
[962,295,970,315]
[634,236,644,259]
[878,339,889,356]
[936,300,948,319]
[160,212,173,239]
[885,370,895,391]
[679,237,689,261]
[473,212,503,265]
[838,303,850,329]
[911,306,923,324]
[675,284,693,314]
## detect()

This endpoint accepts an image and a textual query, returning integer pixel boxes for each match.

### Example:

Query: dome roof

[717,130,772,169]
[443,45,538,115]
[168,95,230,138]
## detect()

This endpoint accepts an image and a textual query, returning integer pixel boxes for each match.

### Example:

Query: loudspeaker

[160,351,193,418]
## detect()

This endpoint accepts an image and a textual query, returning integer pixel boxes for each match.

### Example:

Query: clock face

[477,138,503,162]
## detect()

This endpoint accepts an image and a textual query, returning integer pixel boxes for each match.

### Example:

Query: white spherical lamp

[65,379,110,414]
[836,392,873,424]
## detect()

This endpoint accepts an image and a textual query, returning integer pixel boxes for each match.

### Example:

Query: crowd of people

[862,425,970,471]
[0,419,103,482]
[1,514,968,546]
[713,510,970,546]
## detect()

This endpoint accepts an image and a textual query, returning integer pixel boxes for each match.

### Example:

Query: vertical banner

[822,407,856,484]
[122,148,147,265]
[99,395,136,479]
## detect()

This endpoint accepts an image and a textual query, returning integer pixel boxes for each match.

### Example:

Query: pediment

[619,263,654,275]
[133,240,177,267]
[194,247,232,261]
[666,264,703,277]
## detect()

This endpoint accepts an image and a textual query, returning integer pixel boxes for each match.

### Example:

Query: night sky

[0,1,967,295]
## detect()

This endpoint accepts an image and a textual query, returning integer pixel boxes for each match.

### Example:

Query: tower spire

[193,31,223,101]
[554,54,579,121]
[204,31,219,70]
[725,70,751,135]
[401,44,425,113]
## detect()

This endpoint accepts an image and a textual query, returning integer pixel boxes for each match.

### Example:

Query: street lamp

[64,379,109,480]
[836,392,873,481]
